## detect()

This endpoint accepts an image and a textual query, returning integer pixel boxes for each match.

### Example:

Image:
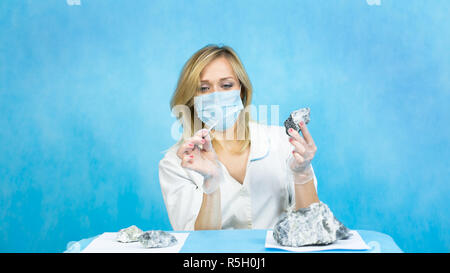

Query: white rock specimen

[116,225,144,243]
[273,201,351,247]
[284,107,311,135]
[138,230,177,248]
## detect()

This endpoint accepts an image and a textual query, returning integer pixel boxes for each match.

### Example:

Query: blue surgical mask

[194,89,244,131]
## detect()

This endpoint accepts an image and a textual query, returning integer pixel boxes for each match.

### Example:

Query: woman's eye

[223,83,233,89]
[200,86,209,92]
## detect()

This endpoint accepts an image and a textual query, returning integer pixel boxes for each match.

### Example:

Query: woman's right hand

[176,129,221,180]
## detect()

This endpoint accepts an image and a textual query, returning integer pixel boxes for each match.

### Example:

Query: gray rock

[116,225,144,243]
[284,107,311,135]
[138,230,178,248]
[273,202,351,247]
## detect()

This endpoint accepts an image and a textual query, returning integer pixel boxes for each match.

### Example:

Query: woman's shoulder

[158,141,182,167]
[158,140,204,189]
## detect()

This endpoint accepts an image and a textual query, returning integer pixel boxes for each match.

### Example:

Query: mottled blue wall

[0,0,448,252]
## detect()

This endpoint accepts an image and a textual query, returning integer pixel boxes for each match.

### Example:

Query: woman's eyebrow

[200,77,235,83]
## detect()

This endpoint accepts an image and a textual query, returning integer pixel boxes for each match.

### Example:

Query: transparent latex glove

[287,121,317,185]
[176,128,225,194]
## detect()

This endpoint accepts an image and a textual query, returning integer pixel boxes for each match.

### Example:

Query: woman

[159,44,319,231]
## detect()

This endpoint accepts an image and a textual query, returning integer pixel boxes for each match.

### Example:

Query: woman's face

[198,56,240,95]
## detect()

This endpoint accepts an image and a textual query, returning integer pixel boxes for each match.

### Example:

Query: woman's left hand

[287,121,317,183]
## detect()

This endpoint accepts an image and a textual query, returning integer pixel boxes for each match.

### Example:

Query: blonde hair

[170,44,253,153]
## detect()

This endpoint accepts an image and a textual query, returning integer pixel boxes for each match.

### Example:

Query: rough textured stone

[116,225,144,243]
[273,202,351,247]
[138,230,178,248]
[284,107,311,135]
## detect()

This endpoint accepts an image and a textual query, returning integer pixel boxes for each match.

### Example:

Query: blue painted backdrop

[0,0,449,253]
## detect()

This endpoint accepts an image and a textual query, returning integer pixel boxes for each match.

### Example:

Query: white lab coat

[158,120,318,230]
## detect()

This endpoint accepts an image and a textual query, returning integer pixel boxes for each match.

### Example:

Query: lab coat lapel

[249,120,270,162]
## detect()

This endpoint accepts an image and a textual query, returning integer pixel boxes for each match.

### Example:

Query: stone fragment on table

[273,201,351,247]
[138,230,178,248]
[116,225,144,243]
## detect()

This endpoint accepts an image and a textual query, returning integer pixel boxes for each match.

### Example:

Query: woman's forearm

[194,186,222,230]
[294,176,319,210]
